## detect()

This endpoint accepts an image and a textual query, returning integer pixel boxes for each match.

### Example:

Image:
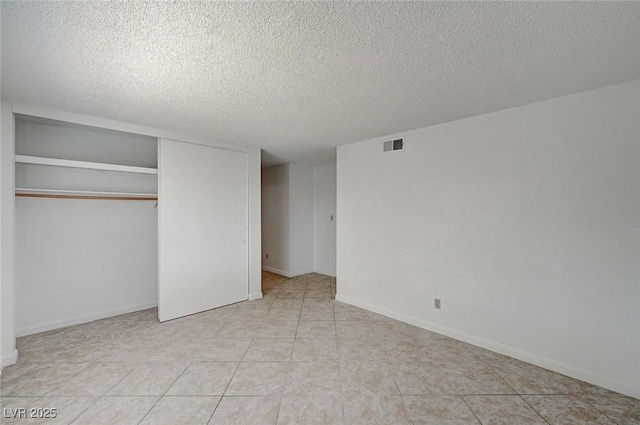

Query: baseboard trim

[263,264,336,278]
[1,349,18,367]
[262,266,292,277]
[335,293,640,399]
[262,266,314,278]
[249,292,263,301]
[313,268,336,278]
[290,268,314,277]
[16,301,158,338]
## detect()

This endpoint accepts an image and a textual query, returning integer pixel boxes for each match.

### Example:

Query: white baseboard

[262,266,314,278]
[335,293,640,399]
[313,268,336,277]
[290,268,314,277]
[1,349,18,367]
[262,266,291,277]
[16,301,158,338]
[249,292,263,301]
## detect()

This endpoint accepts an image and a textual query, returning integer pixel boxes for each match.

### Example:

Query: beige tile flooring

[1,271,638,424]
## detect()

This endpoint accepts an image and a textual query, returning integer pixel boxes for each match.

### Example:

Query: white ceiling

[2,2,639,167]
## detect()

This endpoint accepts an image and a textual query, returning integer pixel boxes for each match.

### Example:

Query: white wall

[262,164,290,275]
[0,106,3,370]
[313,163,336,276]
[15,118,157,167]
[16,199,158,334]
[248,147,262,300]
[1,101,16,366]
[336,79,640,398]
[261,162,316,277]
[289,163,314,276]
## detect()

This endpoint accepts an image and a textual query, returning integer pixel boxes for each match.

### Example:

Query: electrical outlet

[265,253,269,259]
[434,298,441,309]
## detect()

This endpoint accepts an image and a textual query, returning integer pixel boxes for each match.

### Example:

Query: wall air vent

[383,138,404,152]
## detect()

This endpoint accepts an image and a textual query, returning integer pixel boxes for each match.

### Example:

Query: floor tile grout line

[64,396,101,425]
[203,360,244,425]
[337,357,347,424]
[489,367,519,396]
[273,393,285,425]
[205,396,224,425]
[460,395,484,425]
[70,393,111,425]
[36,361,95,400]
[392,376,413,422]
[128,360,193,425]
[518,394,553,425]
[219,338,253,399]
[582,398,623,425]
[64,363,148,425]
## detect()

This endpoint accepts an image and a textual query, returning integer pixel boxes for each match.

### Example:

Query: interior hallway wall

[313,162,337,276]
[262,161,335,277]
[261,164,290,275]
[289,163,314,276]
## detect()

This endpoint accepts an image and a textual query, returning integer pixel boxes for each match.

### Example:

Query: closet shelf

[15,188,158,201]
[15,155,158,175]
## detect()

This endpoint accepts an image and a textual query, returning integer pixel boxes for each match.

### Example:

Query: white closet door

[159,139,248,322]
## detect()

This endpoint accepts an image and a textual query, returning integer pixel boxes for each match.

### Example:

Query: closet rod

[15,193,157,201]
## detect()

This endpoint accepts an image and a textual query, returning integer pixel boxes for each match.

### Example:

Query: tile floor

[1,271,638,424]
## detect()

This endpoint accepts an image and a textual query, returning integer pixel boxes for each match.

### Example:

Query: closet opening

[14,114,159,337]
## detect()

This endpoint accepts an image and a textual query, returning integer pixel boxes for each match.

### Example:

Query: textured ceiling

[2,2,639,167]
